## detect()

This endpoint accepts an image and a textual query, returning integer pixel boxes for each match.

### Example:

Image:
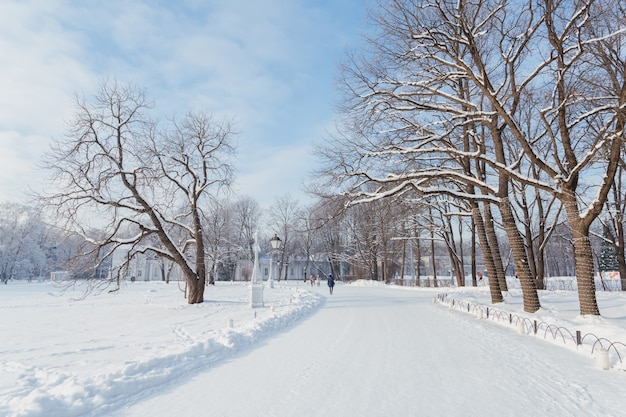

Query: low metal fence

[395,277,624,291]
[394,278,456,287]
[435,293,626,370]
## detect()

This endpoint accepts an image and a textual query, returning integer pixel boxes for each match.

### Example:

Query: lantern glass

[270,234,282,250]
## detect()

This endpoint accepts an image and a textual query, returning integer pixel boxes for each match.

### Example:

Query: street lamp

[270,234,282,250]
[268,234,282,288]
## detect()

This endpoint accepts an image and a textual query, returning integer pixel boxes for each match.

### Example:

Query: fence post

[486,308,489,318]
[533,320,538,335]
[576,330,582,346]
[509,313,512,324]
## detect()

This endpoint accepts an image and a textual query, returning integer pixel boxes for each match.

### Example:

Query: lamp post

[268,234,282,289]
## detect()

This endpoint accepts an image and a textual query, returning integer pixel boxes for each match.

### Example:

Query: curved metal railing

[435,293,626,369]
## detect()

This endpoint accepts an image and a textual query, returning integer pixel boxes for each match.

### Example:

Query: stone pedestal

[249,283,264,308]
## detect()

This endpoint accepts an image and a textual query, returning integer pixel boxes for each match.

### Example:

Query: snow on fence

[398,276,624,291]
[434,293,626,370]
[394,278,457,287]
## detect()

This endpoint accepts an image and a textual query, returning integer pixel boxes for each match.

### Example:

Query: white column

[249,232,264,308]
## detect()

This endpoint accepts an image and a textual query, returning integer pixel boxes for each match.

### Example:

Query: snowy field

[2,279,626,417]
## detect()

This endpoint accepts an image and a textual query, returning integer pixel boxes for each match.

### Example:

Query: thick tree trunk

[471,203,503,304]
[519,193,539,285]
[564,197,600,315]
[571,233,600,315]
[187,274,204,304]
[499,198,540,313]
[483,205,508,292]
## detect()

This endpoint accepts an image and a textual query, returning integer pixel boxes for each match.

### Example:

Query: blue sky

[0,0,367,208]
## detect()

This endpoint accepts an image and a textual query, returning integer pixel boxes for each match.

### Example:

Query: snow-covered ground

[2,279,626,417]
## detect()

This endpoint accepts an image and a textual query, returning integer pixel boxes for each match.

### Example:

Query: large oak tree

[41,80,236,304]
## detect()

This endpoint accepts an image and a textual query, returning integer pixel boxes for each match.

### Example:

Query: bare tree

[293,203,322,283]
[341,196,404,282]
[603,160,626,290]
[268,194,300,281]
[517,0,624,314]
[0,203,54,283]
[316,0,625,315]
[233,196,262,262]
[318,0,538,308]
[40,80,236,304]
[349,204,380,281]
[203,198,235,285]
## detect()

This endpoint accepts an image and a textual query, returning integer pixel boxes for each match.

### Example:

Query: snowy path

[110,284,626,417]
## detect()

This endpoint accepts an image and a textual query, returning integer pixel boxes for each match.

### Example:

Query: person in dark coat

[327,274,335,295]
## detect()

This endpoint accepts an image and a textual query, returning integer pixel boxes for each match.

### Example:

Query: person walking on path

[310,274,315,287]
[327,274,335,295]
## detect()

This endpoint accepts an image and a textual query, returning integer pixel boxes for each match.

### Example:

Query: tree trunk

[400,239,406,284]
[571,233,600,315]
[499,197,540,313]
[564,197,600,315]
[471,203,503,304]
[415,238,421,287]
[533,167,549,291]
[187,274,204,304]
[616,218,626,291]
[519,190,539,284]
[536,246,546,291]
[430,224,437,288]
[483,205,508,292]
[611,182,626,291]
[278,249,285,282]
[471,216,477,287]
[457,219,465,287]
[535,220,547,291]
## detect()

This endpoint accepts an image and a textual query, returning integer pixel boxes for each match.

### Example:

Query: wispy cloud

[0,0,365,206]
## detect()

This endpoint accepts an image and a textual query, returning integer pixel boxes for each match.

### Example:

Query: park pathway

[111,283,625,417]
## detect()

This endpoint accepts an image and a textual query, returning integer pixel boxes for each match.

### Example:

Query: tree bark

[471,203,503,304]
[499,198,541,313]
[563,193,600,315]
[483,205,508,292]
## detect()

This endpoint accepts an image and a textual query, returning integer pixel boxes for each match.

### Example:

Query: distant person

[327,274,335,295]
[309,274,315,286]
[316,275,320,286]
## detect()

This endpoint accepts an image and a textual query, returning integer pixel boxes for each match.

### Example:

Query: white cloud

[234,143,316,208]
[0,132,48,202]
[0,0,95,202]
[0,0,365,207]
[0,2,90,132]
